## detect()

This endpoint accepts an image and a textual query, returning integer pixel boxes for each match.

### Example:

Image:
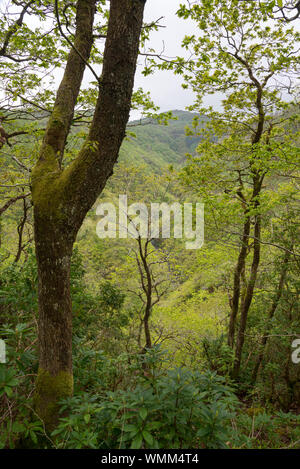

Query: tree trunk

[251,249,290,383]
[138,238,153,350]
[33,220,75,428]
[228,214,250,348]
[231,210,261,380]
[144,304,152,349]
[32,0,146,429]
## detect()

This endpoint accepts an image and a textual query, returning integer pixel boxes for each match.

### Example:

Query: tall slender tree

[176,0,299,379]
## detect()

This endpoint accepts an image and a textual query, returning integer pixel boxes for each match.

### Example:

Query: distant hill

[119,110,206,172]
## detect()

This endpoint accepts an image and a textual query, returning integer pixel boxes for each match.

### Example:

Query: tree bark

[32,0,146,429]
[228,214,251,348]
[251,249,290,383]
[33,225,74,428]
[231,196,262,380]
[229,72,265,378]
[136,237,153,350]
[32,0,96,428]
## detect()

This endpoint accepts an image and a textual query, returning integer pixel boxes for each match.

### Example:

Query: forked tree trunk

[32,0,146,429]
[228,214,250,348]
[231,210,261,380]
[230,162,265,380]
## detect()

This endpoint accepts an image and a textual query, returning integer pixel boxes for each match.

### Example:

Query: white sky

[134,0,198,115]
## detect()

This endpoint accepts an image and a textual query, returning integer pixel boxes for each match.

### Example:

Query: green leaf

[197,428,209,437]
[30,431,38,444]
[142,430,154,446]
[147,421,162,431]
[123,424,139,433]
[139,408,147,420]
[4,386,13,397]
[130,433,143,449]
[12,422,25,433]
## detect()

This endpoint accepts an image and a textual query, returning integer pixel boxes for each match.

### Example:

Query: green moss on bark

[34,368,73,431]
[31,143,68,222]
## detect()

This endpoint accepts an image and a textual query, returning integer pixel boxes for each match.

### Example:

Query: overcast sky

[133,0,199,117]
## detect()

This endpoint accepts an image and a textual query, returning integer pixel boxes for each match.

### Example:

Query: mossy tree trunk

[32,0,146,429]
[33,221,75,428]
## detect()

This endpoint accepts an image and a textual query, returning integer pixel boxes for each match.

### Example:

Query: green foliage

[0,249,38,316]
[232,409,300,449]
[0,321,42,449]
[0,1,299,450]
[0,365,19,398]
[120,111,202,172]
[52,347,238,449]
[49,346,300,450]
[202,336,235,378]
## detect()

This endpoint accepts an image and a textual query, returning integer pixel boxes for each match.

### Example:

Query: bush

[52,347,238,449]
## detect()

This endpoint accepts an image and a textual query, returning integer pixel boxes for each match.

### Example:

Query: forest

[0,0,299,452]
